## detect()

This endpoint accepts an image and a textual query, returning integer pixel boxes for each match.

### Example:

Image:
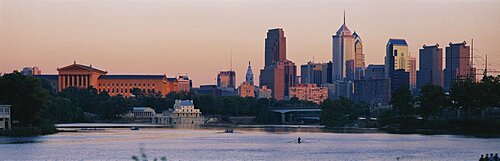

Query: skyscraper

[217,71,236,89]
[332,14,356,81]
[385,38,410,92]
[444,41,473,91]
[264,28,287,67]
[417,44,443,89]
[353,31,365,80]
[245,61,254,85]
[301,61,324,86]
[259,28,297,100]
[408,56,417,90]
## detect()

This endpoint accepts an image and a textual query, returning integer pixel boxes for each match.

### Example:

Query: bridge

[268,107,322,124]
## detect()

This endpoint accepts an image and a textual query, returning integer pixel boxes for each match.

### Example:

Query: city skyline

[1,0,499,87]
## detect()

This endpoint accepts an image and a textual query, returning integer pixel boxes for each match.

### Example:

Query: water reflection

[0,125,498,160]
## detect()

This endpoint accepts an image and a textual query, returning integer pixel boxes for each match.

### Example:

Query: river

[0,125,499,160]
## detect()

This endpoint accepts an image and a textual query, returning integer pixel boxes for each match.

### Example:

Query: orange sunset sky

[1,0,499,87]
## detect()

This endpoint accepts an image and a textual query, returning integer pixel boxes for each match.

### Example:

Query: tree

[418,84,447,120]
[0,73,49,126]
[450,79,480,120]
[320,98,369,127]
[391,86,414,118]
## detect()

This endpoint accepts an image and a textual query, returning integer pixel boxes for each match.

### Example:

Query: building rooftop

[388,39,408,46]
[99,75,166,80]
[367,64,385,69]
[175,100,194,106]
[57,62,107,73]
[133,107,155,112]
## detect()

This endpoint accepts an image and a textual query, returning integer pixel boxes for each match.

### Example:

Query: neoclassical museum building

[36,62,191,96]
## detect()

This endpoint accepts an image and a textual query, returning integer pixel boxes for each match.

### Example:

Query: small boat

[131,127,140,131]
[224,129,234,133]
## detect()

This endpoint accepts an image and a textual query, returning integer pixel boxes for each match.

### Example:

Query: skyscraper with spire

[246,61,254,85]
[332,12,361,81]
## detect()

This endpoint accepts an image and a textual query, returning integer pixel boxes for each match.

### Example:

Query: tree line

[320,75,500,135]
[0,72,320,135]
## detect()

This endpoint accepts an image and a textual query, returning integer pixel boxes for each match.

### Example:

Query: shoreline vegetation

[1,72,499,137]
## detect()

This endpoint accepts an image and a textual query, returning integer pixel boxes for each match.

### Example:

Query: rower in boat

[297,137,302,144]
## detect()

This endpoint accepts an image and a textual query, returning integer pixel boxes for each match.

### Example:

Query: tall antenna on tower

[471,39,474,69]
[230,50,233,71]
[343,10,346,24]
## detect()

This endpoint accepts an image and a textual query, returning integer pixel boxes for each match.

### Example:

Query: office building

[301,61,324,86]
[332,14,356,81]
[259,28,297,100]
[408,57,417,90]
[386,38,410,91]
[353,32,365,80]
[444,41,473,91]
[417,44,443,89]
[364,64,385,79]
[354,78,391,105]
[217,71,236,89]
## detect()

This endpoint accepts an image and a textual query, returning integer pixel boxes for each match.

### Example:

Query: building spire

[343,10,346,25]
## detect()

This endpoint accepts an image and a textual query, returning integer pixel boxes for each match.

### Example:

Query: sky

[1,0,499,87]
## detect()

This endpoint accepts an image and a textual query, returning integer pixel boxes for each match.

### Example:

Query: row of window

[98,88,155,94]
[98,82,155,87]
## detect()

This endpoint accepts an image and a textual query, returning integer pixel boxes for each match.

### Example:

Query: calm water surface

[0,126,499,160]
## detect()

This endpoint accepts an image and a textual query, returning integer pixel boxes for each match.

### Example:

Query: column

[69,75,72,87]
[65,75,69,88]
[58,75,62,91]
[86,75,89,88]
[281,112,286,124]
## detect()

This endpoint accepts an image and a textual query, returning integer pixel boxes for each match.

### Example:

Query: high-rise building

[301,61,323,86]
[264,28,287,67]
[245,61,254,85]
[259,28,297,100]
[408,56,417,90]
[417,44,443,89]
[332,14,356,81]
[289,84,328,105]
[364,64,385,79]
[354,63,391,105]
[385,38,410,92]
[354,78,391,106]
[353,32,365,80]
[444,41,473,91]
[321,61,333,84]
[217,71,236,89]
[393,69,410,91]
